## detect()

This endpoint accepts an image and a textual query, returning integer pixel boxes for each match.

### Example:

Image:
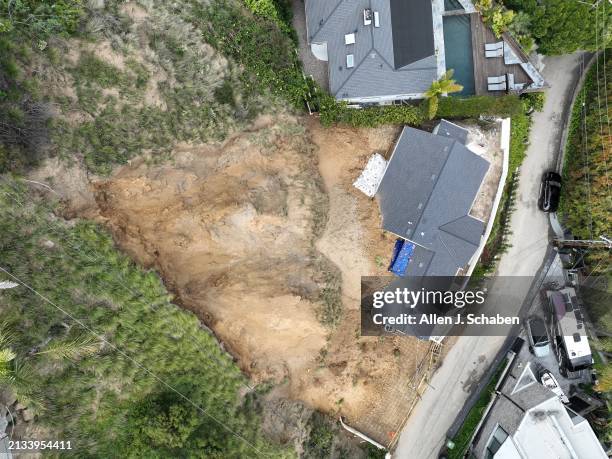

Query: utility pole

[552,236,612,249]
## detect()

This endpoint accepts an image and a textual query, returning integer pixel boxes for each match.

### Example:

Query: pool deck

[469,13,531,96]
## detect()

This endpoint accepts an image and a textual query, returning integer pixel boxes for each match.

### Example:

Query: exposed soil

[36,114,438,443]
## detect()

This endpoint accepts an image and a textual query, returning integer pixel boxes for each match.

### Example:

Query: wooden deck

[469,13,531,96]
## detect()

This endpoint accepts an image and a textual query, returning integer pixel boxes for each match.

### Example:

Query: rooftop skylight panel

[346,54,355,68]
[344,33,356,45]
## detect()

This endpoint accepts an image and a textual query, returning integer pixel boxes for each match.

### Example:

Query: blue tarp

[388,239,415,277]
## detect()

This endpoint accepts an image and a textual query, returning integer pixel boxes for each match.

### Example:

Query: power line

[602,1,611,139]
[0,181,306,451]
[0,266,266,457]
[0,180,332,443]
[593,0,611,203]
[579,54,595,238]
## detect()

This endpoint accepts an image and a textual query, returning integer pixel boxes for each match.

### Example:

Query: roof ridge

[404,135,457,237]
[439,215,482,247]
[309,0,344,42]
[439,223,480,248]
[333,45,375,97]
[437,232,462,269]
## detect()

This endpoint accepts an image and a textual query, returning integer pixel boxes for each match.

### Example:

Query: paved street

[393,53,585,459]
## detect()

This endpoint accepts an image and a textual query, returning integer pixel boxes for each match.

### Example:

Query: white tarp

[353,153,387,197]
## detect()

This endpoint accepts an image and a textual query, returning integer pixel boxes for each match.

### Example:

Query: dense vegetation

[502,0,611,55]
[560,53,611,270]
[1,0,270,174]
[559,52,611,446]
[0,179,289,457]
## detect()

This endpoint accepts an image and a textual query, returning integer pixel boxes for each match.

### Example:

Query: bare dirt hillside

[36,114,434,443]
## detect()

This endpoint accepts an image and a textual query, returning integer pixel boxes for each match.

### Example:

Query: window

[485,425,508,458]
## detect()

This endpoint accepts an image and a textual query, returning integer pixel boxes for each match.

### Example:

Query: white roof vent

[363,8,372,25]
[344,33,355,45]
[374,11,380,28]
[346,54,355,68]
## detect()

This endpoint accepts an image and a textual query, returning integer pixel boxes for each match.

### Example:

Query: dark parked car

[526,315,551,357]
[538,171,562,212]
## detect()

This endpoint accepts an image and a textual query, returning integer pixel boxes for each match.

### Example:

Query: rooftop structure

[472,358,606,459]
[305,0,442,103]
[304,0,546,103]
[376,121,489,277]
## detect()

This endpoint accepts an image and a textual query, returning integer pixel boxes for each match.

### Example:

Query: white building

[471,359,606,459]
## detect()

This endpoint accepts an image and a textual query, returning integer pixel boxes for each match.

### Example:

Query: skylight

[344,33,355,45]
[346,54,355,68]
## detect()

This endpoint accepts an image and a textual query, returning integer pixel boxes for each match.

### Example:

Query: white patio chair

[488,82,507,91]
[484,42,503,51]
[485,48,504,58]
[487,75,505,84]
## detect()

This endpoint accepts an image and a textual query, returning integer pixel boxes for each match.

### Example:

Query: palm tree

[0,323,99,413]
[424,69,464,119]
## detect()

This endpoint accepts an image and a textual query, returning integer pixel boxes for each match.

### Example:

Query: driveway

[393,52,585,459]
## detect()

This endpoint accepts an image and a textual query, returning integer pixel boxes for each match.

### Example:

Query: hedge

[317,93,525,128]
[437,94,524,118]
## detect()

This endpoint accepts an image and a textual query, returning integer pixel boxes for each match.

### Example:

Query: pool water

[444,0,464,11]
[443,15,475,96]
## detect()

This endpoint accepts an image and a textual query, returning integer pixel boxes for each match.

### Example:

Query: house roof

[376,123,489,276]
[434,119,469,144]
[305,0,439,100]
[472,358,607,459]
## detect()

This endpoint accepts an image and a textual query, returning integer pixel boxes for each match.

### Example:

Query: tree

[129,391,202,450]
[424,70,463,119]
[476,0,515,38]
[0,322,101,413]
[490,7,515,37]
[124,389,232,457]
[504,0,611,55]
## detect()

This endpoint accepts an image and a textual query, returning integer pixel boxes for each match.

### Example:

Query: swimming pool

[444,0,464,11]
[443,15,475,96]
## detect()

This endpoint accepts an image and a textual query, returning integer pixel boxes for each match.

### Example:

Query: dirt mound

[92,117,331,382]
[45,115,431,443]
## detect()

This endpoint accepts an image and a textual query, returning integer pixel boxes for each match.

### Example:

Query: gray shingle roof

[305,0,438,100]
[434,119,469,144]
[472,359,556,458]
[390,0,435,68]
[377,124,489,277]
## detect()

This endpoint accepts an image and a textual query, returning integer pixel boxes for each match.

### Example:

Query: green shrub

[198,0,308,108]
[71,52,130,88]
[243,0,295,38]
[522,92,545,112]
[504,0,611,55]
[0,181,288,458]
[320,101,425,128]
[437,94,524,118]
[559,54,611,272]
[0,0,84,38]
[304,412,335,458]
[214,79,236,107]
